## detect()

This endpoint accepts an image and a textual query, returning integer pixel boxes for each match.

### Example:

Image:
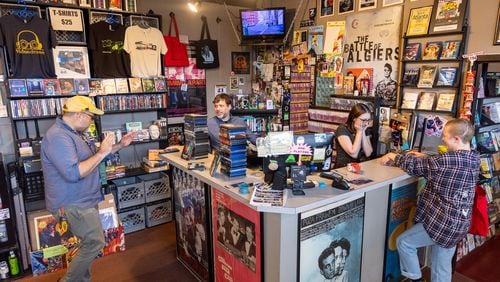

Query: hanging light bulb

[188,1,200,13]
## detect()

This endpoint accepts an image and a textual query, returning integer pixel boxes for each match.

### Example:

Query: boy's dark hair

[330,238,351,257]
[445,118,474,143]
[213,93,231,105]
[318,246,334,270]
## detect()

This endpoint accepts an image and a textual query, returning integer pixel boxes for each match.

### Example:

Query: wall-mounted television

[240,7,286,41]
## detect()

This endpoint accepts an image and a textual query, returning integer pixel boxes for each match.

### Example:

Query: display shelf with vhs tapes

[456,54,500,262]
[399,25,468,116]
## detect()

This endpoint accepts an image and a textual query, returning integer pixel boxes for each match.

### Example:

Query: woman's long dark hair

[345,103,372,132]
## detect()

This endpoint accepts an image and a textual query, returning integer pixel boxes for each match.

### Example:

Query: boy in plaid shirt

[381,118,480,282]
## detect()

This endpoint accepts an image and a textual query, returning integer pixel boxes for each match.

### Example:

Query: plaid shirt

[395,150,480,248]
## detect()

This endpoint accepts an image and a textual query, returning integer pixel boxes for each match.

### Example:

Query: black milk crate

[145,199,172,227]
[111,176,145,209]
[118,206,146,234]
[19,170,45,202]
[139,172,171,203]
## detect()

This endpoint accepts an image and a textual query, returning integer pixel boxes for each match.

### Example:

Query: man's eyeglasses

[81,112,95,120]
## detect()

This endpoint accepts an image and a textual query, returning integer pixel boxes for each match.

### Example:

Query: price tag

[0,208,10,220]
[48,8,83,32]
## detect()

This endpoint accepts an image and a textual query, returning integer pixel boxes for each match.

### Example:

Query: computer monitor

[262,132,334,189]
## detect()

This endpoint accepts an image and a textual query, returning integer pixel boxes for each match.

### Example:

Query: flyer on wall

[166,58,207,117]
[173,167,210,281]
[384,181,418,282]
[211,188,262,282]
[343,6,402,107]
[299,195,365,282]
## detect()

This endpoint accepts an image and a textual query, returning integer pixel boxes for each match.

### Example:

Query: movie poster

[299,195,365,282]
[384,181,418,282]
[166,57,207,117]
[308,25,324,55]
[167,123,184,146]
[343,6,402,107]
[323,21,345,55]
[173,167,210,281]
[211,189,262,282]
[320,0,334,17]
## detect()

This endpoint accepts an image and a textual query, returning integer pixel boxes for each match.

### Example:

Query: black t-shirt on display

[0,15,57,78]
[89,21,131,78]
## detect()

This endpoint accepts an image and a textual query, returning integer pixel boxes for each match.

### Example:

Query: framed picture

[429,0,468,34]
[231,52,250,74]
[319,0,334,17]
[359,0,377,11]
[406,6,433,36]
[108,0,122,10]
[495,4,500,45]
[382,0,403,7]
[338,0,354,15]
[53,46,91,78]
[124,0,137,12]
[78,0,91,7]
[92,0,106,9]
[230,76,239,90]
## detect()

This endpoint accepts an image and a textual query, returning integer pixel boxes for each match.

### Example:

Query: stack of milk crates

[111,172,172,234]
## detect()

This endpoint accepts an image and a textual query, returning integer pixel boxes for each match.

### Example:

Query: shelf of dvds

[456,54,500,263]
[398,26,468,116]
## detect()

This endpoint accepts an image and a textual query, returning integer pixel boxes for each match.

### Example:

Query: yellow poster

[406,6,433,36]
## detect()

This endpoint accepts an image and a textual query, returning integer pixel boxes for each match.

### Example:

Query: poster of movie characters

[343,6,402,107]
[384,181,418,282]
[299,195,364,282]
[166,57,207,117]
[211,189,262,282]
[173,167,210,281]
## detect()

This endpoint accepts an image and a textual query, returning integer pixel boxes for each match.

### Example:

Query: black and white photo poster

[343,6,402,107]
[299,195,365,282]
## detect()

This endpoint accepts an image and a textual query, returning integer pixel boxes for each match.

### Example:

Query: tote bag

[164,13,189,67]
[469,184,489,237]
[195,17,219,69]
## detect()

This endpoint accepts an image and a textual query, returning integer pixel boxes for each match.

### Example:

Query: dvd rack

[398,26,468,116]
[184,114,210,159]
[219,124,247,177]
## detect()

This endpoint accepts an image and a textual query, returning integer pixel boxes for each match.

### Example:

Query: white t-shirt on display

[123,25,167,78]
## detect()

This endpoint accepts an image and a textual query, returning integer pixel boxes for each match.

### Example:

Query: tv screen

[240,8,285,38]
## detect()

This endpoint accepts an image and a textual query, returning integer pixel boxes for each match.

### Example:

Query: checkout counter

[160,148,418,282]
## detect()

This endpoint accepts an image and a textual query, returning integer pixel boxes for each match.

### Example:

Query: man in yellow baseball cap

[41,95,135,282]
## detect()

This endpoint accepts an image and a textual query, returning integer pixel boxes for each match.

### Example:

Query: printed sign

[48,8,84,32]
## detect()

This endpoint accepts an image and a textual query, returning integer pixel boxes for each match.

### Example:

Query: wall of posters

[299,195,365,282]
[211,188,262,282]
[343,6,402,107]
[384,182,418,282]
[166,58,207,117]
[173,167,210,281]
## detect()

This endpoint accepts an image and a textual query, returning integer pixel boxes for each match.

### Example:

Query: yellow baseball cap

[63,96,104,115]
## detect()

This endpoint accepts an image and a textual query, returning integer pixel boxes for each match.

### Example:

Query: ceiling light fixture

[188,1,200,13]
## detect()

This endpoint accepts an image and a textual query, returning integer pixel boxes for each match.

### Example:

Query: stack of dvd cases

[219,124,247,177]
[184,114,210,159]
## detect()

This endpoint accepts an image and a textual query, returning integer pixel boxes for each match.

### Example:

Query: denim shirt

[41,118,102,212]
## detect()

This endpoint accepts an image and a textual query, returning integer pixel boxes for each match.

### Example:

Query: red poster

[211,188,262,282]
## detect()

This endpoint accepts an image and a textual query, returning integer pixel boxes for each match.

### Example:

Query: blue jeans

[396,223,456,282]
[58,206,105,282]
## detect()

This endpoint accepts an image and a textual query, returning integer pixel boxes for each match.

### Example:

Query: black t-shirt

[89,21,131,78]
[0,15,57,78]
[334,125,369,168]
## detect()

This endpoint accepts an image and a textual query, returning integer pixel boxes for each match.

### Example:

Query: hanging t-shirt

[123,25,167,78]
[0,15,57,78]
[89,21,131,78]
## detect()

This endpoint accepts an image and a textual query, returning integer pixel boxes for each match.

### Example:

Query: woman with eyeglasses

[334,103,373,168]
